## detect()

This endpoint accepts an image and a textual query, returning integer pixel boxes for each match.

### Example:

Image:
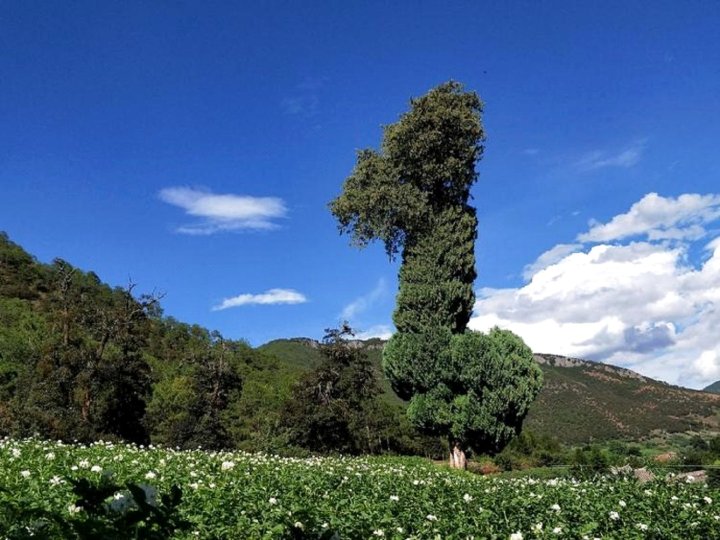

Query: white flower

[293,521,303,530]
[553,527,562,534]
[463,493,473,502]
[426,514,437,521]
[619,500,626,508]
[269,497,278,505]
[49,476,63,486]
[373,530,385,537]
[79,460,90,468]
[637,523,648,531]
[145,471,156,479]
[551,503,561,512]
[704,496,713,504]
[609,511,620,521]
[45,452,55,460]
[11,448,20,458]
[91,465,102,473]
[221,460,235,470]
[396,527,404,533]
[68,504,82,514]
[20,470,30,478]
[389,495,399,501]
[532,523,543,532]
[509,533,523,540]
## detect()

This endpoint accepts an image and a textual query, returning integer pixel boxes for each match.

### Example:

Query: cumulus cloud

[159,187,287,234]
[523,244,583,280]
[579,192,720,243]
[575,141,645,171]
[470,192,720,389]
[213,288,307,311]
[341,278,388,320]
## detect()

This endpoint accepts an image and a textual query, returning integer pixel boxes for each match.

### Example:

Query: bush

[571,446,610,479]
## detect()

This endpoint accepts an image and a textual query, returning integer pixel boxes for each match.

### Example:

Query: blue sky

[2,1,720,387]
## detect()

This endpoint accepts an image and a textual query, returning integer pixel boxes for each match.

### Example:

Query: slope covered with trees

[0,233,436,455]
[265,339,720,445]
[0,232,291,450]
[3,232,718,458]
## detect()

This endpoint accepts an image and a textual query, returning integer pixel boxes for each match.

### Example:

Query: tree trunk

[448,441,467,470]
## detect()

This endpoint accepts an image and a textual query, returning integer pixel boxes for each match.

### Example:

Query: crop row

[1,438,719,539]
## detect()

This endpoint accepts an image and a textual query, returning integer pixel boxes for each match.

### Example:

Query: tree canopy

[331,81,543,462]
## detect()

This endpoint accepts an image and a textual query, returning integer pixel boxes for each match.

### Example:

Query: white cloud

[579,192,720,243]
[575,141,645,171]
[213,288,307,311]
[159,187,287,234]
[523,244,583,280]
[341,278,387,320]
[354,324,394,341]
[470,192,720,389]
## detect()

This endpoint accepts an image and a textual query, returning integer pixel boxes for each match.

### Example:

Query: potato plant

[1,438,719,539]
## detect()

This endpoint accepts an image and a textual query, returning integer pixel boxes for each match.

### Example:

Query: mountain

[261,339,720,444]
[704,381,720,394]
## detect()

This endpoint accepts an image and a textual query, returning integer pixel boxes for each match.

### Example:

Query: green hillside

[259,338,404,407]
[704,380,720,394]
[3,231,719,452]
[261,339,720,444]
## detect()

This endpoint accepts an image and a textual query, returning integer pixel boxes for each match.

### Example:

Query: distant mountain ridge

[261,338,720,444]
[704,381,720,394]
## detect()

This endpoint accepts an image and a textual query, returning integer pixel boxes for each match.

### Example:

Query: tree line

[0,232,441,456]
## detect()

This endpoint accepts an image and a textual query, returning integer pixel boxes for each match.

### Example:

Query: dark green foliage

[281,325,382,454]
[0,233,262,450]
[570,446,611,479]
[493,430,566,471]
[393,205,477,335]
[330,81,484,258]
[395,329,543,453]
[144,323,245,450]
[8,257,156,443]
[331,82,543,457]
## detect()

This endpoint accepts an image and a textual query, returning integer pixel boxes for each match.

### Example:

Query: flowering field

[1,438,719,539]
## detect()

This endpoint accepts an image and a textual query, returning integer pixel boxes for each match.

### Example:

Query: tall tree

[330,81,543,467]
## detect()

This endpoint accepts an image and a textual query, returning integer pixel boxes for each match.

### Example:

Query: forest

[0,231,443,457]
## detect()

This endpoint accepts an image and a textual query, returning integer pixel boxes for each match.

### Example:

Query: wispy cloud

[281,76,327,117]
[281,95,319,117]
[341,278,387,320]
[159,186,286,235]
[522,148,539,156]
[575,140,646,171]
[212,288,307,311]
